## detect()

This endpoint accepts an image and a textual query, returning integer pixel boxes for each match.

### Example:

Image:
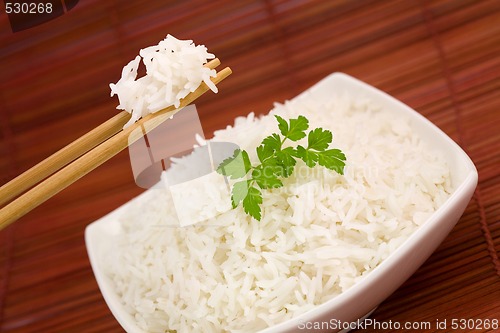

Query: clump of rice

[109,34,217,127]
[102,92,452,332]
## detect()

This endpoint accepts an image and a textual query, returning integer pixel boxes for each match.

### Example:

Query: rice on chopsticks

[109,34,217,128]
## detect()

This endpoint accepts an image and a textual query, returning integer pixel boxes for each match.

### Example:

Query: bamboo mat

[0,0,499,332]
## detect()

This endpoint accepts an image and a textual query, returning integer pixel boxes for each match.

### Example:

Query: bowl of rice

[85,72,477,333]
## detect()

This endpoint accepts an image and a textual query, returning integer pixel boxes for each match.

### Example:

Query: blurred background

[0,0,499,332]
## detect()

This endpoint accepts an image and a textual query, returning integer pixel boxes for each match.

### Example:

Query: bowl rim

[86,72,478,333]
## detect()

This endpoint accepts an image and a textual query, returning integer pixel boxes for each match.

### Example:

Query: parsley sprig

[216,115,346,220]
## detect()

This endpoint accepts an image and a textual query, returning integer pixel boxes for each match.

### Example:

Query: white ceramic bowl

[85,73,477,333]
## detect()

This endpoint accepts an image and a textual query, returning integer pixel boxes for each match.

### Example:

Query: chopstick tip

[207,58,221,70]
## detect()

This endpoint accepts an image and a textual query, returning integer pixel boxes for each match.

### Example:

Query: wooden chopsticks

[0,112,131,207]
[0,59,231,230]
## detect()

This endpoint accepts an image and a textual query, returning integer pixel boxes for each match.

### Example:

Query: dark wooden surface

[0,0,499,332]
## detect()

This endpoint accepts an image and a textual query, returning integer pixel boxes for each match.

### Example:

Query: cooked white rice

[109,35,217,128]
[102,92,452,332]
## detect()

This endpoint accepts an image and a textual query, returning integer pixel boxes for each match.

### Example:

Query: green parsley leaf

[262,133,282,151]
[256,144,274,163]
[286,115,309,141]
[276,147,298,177]
[296,145,318,167]
[217,115,346,221]
[242,186,263,220]
[252,162,284,189]
[275,115,288,137]
[241,150,251,171]
[216,149,251,179]
[307,128,332,151]
[262,157,286,177]
[317,149,346,174]
[231,180,249,208]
